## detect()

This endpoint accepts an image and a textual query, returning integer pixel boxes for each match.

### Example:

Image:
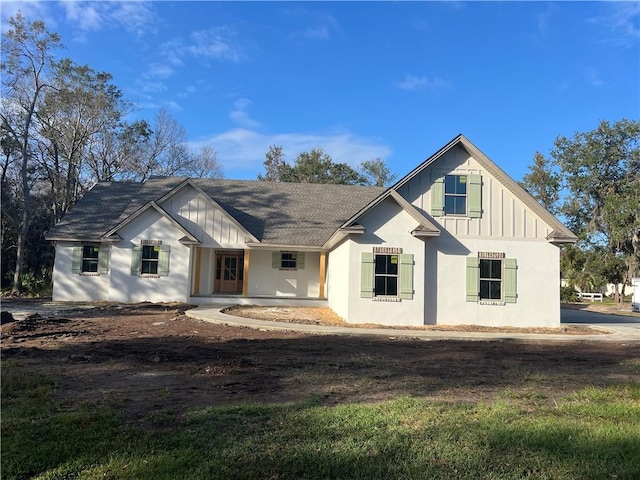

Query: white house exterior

[47,135,576,328]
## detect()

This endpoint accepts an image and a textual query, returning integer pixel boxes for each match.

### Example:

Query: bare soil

[224,305,609,334]
[2,303,639,424]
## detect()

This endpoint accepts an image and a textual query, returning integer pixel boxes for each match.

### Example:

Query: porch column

[193,246,202,296]
[242,249,250,297]
[319,251,327,299]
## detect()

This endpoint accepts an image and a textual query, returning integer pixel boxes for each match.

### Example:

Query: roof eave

[245,242,324,252]
[322,225,366,250]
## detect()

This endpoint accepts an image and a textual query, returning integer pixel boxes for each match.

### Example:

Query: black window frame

[81,245,100,273]
[374,254,399,297]
[444,174,468,215]
[479,258,502,300]
[141,245,160,275]
[280,252,297,270]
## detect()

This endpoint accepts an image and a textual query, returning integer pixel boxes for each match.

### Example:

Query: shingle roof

[45,178,386,247]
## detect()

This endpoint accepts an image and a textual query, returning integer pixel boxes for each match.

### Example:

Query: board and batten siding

[160,185,248,248]
[396,145,550,240]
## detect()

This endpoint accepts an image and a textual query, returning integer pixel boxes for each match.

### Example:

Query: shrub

[560,285,579,302]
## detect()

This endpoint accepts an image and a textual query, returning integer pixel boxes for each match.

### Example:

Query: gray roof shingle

[46,178,386,247]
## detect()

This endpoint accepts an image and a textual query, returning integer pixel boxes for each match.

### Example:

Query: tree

[359,158,397,187]
[1,12,62,293]
[520,151,560,213]
[124,108,190,181]
[184,145,224,179]
[84,120,151,182]
[258,147,369,185]
[552,119,640,301]
[281,148,367,185]
[37,59,131,221]
[257,145,285,181]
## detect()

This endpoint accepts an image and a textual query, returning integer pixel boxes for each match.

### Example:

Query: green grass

[2,362,639,480]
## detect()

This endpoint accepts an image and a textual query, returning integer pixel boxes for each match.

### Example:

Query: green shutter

[71,247,82,274]
[297,252,305,270]
[158,245,171,277]
[98,245,110,275]
[466,256,479,302]
[468,174,482,218]
[399,254,414,300]
[272,252,281,269]
[360,252,374,298]
[431,175,445,216]
[131,246,142,275]
[504,258,517,303]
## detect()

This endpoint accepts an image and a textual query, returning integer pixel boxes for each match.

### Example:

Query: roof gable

[392,134,577,242]
[103,201,199,243]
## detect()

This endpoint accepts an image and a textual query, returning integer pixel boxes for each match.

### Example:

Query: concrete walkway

[186,304,640,343]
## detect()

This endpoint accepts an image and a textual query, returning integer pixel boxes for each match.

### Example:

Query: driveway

[561,307,640,338]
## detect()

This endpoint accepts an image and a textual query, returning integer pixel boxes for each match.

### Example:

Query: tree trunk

[11,145,30,294]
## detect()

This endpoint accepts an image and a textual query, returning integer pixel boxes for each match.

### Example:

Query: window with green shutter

[72,244,109,275]
[434,173,482,218]
[466,255,517,303]
[360,251,414,300]
[131,241,170,277]
[272,251,305,270]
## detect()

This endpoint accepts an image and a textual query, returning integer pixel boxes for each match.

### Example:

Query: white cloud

[588,2,640,47]
[289,11,340,40]
[1,1,53,32]
[59,1,158,36]
[230,98,261,128]
[160,27,245,67]
[189,128,392,176]
[588,67,604,87]
[397,75,452,91]
[187,27,244,62]
[137,27,244,98]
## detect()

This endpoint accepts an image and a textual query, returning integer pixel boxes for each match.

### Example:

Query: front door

[215,252,244,294]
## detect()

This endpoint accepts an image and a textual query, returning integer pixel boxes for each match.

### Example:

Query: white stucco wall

[248,250,321,297]
[51,242,111,301]
[428,237,560,327]
[327,240,351,320]
[331,196,562,328]
[339,198,427,326]
[108,210,192,303]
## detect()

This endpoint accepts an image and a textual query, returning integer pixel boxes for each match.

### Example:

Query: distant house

[46,135,576,327]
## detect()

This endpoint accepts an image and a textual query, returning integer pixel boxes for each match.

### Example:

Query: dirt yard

[2,303,639,423]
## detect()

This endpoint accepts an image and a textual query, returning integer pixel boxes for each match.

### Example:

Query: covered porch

[189,246,328,301]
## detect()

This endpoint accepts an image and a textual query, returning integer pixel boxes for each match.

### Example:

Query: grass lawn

[2,361,639,480]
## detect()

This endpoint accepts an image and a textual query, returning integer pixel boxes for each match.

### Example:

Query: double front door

[215,252,244,294]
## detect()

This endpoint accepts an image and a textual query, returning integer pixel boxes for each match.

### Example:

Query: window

[72,244,109,275]
[82,245,100,273]
[466,255,517,303]
[479,259,502,300]
[374,254,398,296]
[272,251,305,270]
[131,242,170,277]
[141,245,159,275]
[444,175,467,215]
[281,252,297,269]
[431,173,482,218]
[361,251,414,300]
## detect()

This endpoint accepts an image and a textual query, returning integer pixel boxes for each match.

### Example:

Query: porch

[189,247,328,300]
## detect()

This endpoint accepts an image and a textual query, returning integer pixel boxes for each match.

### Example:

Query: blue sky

[2,1,639,182]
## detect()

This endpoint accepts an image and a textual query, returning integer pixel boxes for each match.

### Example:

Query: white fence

[578,292,603,302]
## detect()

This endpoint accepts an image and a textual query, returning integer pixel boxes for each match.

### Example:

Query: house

[46,134,577,328]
